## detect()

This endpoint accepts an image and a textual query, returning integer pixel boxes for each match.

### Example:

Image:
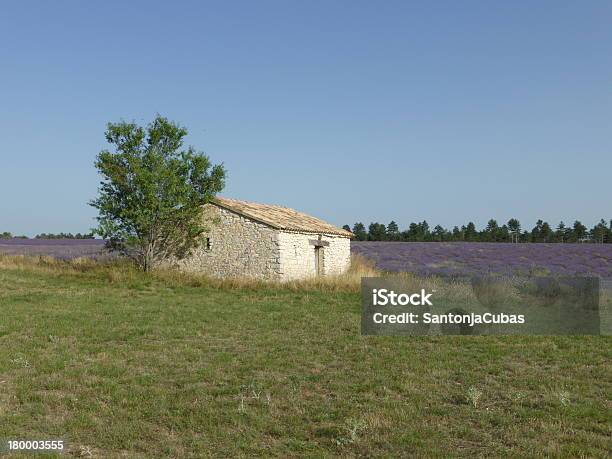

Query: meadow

[0,255,610,457]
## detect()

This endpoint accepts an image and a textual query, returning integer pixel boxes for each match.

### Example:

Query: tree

[554,221,567,243]
[452,226,463,241]
[571,220,587,242]
[432,224,447,242]
[530,220,544,242]
[507,218,520,242]
[342,224,352,233]
[591,219,608,244]
[464,222,477,242]
[386,221,400,240]
[419,220,431,241]
[403,222,420,241]
[368,222,387,241]
[90,115,226,271]
[484,219,499,242]
[352,222,367,241]
[540,221,553,242]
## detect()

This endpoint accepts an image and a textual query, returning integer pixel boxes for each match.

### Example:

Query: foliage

[90,115,226,271]
[368,222,387,241]
[351,222,367,241]
[35,232,95,239]
[350,217,612,243]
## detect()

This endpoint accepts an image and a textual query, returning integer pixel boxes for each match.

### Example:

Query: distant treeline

[0,232,28,239]
[343,218,612,243]
[0,232,95,240]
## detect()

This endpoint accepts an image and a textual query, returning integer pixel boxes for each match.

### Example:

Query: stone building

[177,197,353,280]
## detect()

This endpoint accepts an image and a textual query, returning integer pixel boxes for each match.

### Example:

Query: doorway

[314,246,323,276]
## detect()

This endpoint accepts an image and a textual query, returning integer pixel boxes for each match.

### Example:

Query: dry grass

[0,253,382,293]
[0,252,478,301]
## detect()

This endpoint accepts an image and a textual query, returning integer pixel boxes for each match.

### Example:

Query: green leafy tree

[386,221,400,240]
[419,220,431,241]
[554,221,567,243]
[464,222,477,242]
[368,222,387,241]
[352,222,367,241]
[540,221,553,242]
[507,218,520,242]
[403,222,420,241]
[484,219,499,242]
[571,220,587,242]
[432,224,447,242]
[452,226,463,241]
[90,115,226,271]
[591,219,608,244]
[530,220,544,242]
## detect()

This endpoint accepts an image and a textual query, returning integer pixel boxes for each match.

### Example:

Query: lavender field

[0,238,107,260]
[352,241,612,278]
[2,239,612,279]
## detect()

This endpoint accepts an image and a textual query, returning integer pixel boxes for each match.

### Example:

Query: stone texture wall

[177,205,281,279]
[320,235,352,276]
[277,232,351,281]
[177,204,351,281]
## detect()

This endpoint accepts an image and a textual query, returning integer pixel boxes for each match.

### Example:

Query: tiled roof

[211,197,353,237]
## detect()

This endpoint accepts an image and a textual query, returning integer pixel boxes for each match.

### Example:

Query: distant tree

[530,220,544,243]
[0,232,12,239]
[554,221,567,243]
[368,222,387,241]
[498,224,510,242]
[419,220,431,241]
[484,219,499,242]
[507,218,520,242]
[403,222,420,241]
[452,226,463,241]
[464,222,477,242]
[90,115,226,271]
[520,230,530,243]
[540,221,553,242]
[342,224,351,233]
[352,222,367,241]
[591,219,608,244]
[386,221,400,241]
[571,220,588,242]
[432,224,447,242]
[34,232,95,239]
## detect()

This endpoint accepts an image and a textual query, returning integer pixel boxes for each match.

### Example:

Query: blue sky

[1,1,610,236]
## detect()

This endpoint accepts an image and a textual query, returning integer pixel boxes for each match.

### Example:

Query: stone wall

[277,231,351,281]
[177,204,352,281]
[177,205,281,279]
[321,235,352,275]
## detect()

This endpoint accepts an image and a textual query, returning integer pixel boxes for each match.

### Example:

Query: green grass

[0,260,610,457]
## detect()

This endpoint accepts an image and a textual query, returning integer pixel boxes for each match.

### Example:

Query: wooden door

[314,247,322,276]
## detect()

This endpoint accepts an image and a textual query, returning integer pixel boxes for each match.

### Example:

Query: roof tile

[211,197,353,237]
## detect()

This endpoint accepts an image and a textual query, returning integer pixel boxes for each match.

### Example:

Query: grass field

[0,256,610,457]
